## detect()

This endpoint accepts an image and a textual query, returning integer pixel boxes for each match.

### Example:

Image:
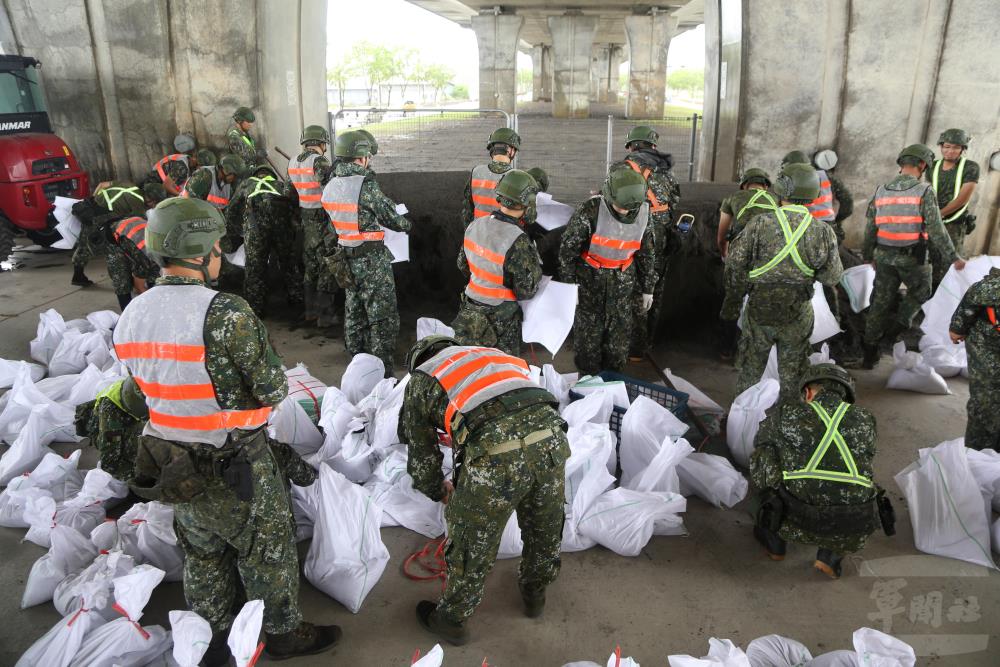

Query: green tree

[327,60,354,110]
[450,84,469,101]
[667,68,704,97]
[397,48,420,104]
[349,41,403,106]
[516,68,533,96]
[423,63,453,104]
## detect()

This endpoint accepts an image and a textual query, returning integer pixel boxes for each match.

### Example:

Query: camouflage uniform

[71,182,146,271]
[106,233,159,300]
[928,158,980,287]
[128,275,303,635]
[184,168,234,209]
[402,370,569,624]
[460,161,537,229]
[149,155,191,192]
[454,212,543,356]
[75,377,149,482]
[829,173,854,226]
[750,383,879,554]
[719,188,781,320]
[949,268,1000,451]
[727,206,843,396]
[862,175,956,347]
[286,150,336,325]
[227,123,259,169]
[325,161,411,371]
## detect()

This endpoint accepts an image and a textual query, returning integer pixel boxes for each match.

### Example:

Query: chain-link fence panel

[330,108,510,174]
[513,117,613,207]
[611,114,702,182]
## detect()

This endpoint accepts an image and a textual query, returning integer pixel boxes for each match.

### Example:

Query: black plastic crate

[568,371,689,441]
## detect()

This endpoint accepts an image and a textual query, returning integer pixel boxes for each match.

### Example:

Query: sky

[326,0,706,87]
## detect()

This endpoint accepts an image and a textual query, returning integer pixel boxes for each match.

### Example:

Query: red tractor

[0,55,89,261]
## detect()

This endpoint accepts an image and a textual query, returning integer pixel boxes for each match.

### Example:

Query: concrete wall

[0,0,327,184]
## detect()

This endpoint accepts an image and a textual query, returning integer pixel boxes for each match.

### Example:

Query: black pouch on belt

[222,451,254,503]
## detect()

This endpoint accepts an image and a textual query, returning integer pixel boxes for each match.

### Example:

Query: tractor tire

[26,212,62,247]
[0,214,16,265]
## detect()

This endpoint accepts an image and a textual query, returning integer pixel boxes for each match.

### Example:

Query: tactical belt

[187,426,269,477]
[486,428,557,457]
[777,485,878,538]
[342,241,382,258]
[453,387,556,446]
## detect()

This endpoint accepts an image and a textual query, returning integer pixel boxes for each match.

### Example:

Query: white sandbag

[726,378,780,468]
[66,363,124,407]
[620,395,689,488]
[678,453,749,509]
[117,501,184,582]
[0,359,45,389]
[304,465,389,613]
[992,518,1000,554]
[562,423,616,552]
[340,353,385,404]
[852,627,915,667]
[285,363,327,405]
[16,581,110,667]
[412,644,444,667]
[21,524,98,608]
[894,439,997,570]
[840,264,876,313]
[268,395,324,456]
[627,437,694,494]
[372,375,408,450]
[669,638,751,666]
[228,599,264,667]
[746,634,812,667]
[0,407,54,482]
[886,342,950,395]
[32,373,83,402]
[367,470,444,538]
[918,339,965,378]
[758,346,779,383]
[25,467,122,547]
[30,309,66,365]
[170,610,212,667]
[50,196,83,251]
[922,255,1000,346]
[542,364,578,411]
[663,369,723,416]
[577,488,686,556]
[497,512,524,559]
[416,317,455,340]
[805,651,859,667]
[48,329,112,377]
[561,390,614,429]
[573,376,630,410]
[808,343,834,366]
[86,309,120,332]
[0,450,84,527]
[966,447,1000,513]
[810,282,842,344]
[290,481,320,542]
[54,549,135,618]
[0,362,79,446]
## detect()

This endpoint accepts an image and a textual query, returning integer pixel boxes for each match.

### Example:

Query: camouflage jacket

[283,149,332,204]
[557,196,658,294]
[620,148,681,225]
[457,211,543,301]
[828,174,853,223]
[227,124,258,167]
[150,156,191,189]
[461,160,511,226]
[401,370,565,500]
[721,187,779,240]
[184,167,233,202]
[861,174,956,263]
[950,267,1000,340]
[726,204,842,298]
[323,161,411,252]
[927,158,980,214]
[118,235,159,280]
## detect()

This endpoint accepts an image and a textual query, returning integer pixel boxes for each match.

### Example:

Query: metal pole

[688,113,699,181]
[606,114,614,174]
[512,113,519,169]
[328,110,336,161]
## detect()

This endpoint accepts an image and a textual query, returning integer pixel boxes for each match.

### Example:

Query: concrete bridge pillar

[471,12,523,114]
[531,44,552,102]
[625,11,678,118]
[548,14,598,118]
[601,44,624,103]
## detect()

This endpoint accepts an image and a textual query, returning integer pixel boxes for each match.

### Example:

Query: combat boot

[200,631,230,667]
[814,548,844,579]
[264,621,342,661]
[753,525,787,561]
[71,266,93,287]
[519,582,546,618]
[416,600,469,646]
[861,342,880,370]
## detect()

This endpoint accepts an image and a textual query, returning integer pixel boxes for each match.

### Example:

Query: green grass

[335,112,497,135]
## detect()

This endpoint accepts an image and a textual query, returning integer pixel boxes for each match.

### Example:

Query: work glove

[641,293,654,312]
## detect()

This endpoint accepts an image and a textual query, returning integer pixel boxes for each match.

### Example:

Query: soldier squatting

[67,109,994,661]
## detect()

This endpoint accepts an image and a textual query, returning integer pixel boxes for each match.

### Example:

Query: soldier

[182,153,244,210]
[401,335,570,645]
[948,267,1000,452]
[453,169,543,356]
[321,130,411,374]
[150,133,198,195]
[112,197,339,664]
[461,127,520,226]
[620,125,681,360]
[102,214,159,310]
[727,163,843,397]
[782,150,843,243]
[751,364,886,579]
[526,166,549,194]
[813,150,854,237]
[929,128,980,289]
[227,106,262,169]
[558,165,656,375]
[74,376,148,482]
[286,125,336,330]
[861,144,965,369]
[196,148,218,169]
[239,164,304,316]
[70,181,146,287]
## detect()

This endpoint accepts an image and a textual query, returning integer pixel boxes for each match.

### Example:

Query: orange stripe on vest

[115,342,206,362]
[134,377,217,400]
[875,196,922,206]
[148,406,272,431]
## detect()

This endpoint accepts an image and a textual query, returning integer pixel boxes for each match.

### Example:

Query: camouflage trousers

[72,222,106,269]
[93,398,145,482]
[244,211,304,316]
[736,299,813,399]
[300,209,337,325]
[931,220,967,289]
[863,247,931,346]
[965,330,1000,452]
[344,247,399,372]
[438,431,568,623]
[631,226,674,356]
[573,266,637,375]
[451,296,523,357]
[173,448,302,635]
[105,244,132,296]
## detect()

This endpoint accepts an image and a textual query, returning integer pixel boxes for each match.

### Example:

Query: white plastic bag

[170,610,212,667]
[663,369,724,416]
[562,423,616,552]
[22,524,97,608]
[48,329,112,377]
[304,465,389,613]
[412,644,444,667]
[726,379,780,468]
[886,342,950,395]
[852,627,915,667]
[16,581,110,667]
[228,600,264,667]
[627,437,694,494]
[669,638,751,666]
[542,364,578,411]
[808,343,834,366]
[30,308,66,365]
[840,264,876,313]
[620,396,689,488]
[0,359,45,389]
[577,488,686,556]
[573,376,630,410]
[0,450,84,527]
[54,549,136,618]
[416,317,455,340]
[894,439,997,569]
[966,447,1000,513]
[922,256,1000,347]
[0,362,79,447]
[918,335,966,378]
[497,512,524,559]
[340,353,385,404]
[118,501,185,582]
[285,363,328,412]
[678,453,749,509]
[746,634,812,666]
[365,449,445,538]
[561,390,614,429]
[268,395,324,456]
[810,282,842,344]
[372,375,408,451]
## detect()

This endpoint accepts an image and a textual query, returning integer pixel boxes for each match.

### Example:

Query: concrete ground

[0,247,997,667]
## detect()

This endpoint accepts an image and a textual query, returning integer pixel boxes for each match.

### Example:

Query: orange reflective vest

[874,181,931,247]
[463,216,524,305]
[470,164,505,219]
[113,216,147,251]
[625,159,670,214]
[807,168,835,222]
[581,198,649,270]
[154,153,190,184]
[113,284,271,446]
[321,174,385,247]
[180,166,231,208]
[987,307,1000,333]
[417,346,535,437]
[288,153,324,208]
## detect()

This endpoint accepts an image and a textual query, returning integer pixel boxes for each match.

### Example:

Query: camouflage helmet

[896,144,935,168]
[781,150,810,166]
[625,125,659,147]
[334,130,373,158]
[775,162,820,202]
[601,164,648,210]
[406,335,458,373]
[142,181,168,205]
[739,167,771,188]
[357,129,379,156]
[219,153,247,177]
[495,169,539,209]
[173,133,196,154]
[526,166,549,193]
[195,148,217,167]
[300,124,330,146]
[937,128,970,148]
[800,363,856,403]
[253,163,278,179]
[233,106,255,123]
[146,197,226,260]
[487,127,521,151]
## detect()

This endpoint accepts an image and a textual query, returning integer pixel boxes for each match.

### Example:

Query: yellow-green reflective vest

[783,401,873,488]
